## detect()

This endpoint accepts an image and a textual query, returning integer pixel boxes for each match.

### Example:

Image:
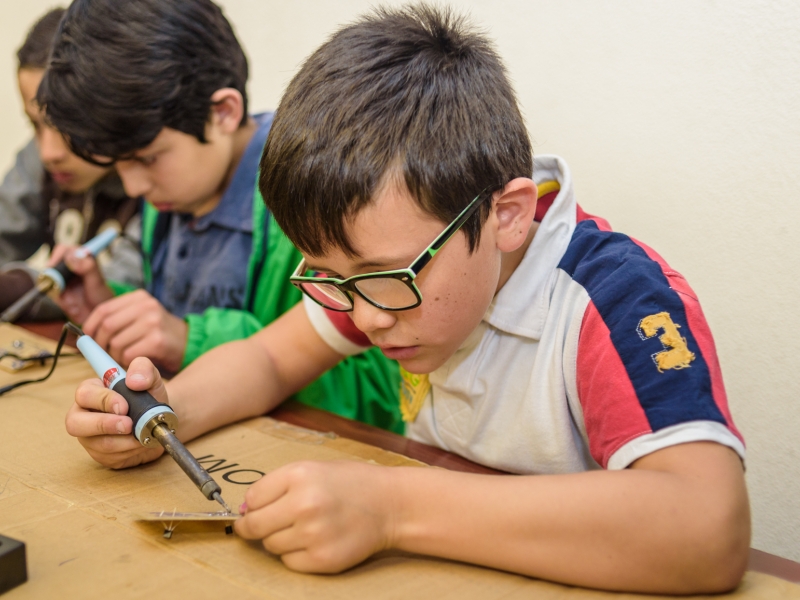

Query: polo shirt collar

[483,155,577,340]
[192,112,274,234]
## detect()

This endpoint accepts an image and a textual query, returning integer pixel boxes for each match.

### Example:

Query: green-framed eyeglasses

[290,188,491,312]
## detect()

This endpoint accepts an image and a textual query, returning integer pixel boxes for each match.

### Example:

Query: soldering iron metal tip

[212,491,232,514]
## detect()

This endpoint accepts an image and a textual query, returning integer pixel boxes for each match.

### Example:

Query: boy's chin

[396,351,446,376]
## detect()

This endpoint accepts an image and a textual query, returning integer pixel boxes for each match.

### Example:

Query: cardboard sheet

[0,324,797,599]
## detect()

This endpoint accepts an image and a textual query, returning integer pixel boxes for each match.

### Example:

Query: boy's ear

[492,178,538,253]
[208,88,245,135]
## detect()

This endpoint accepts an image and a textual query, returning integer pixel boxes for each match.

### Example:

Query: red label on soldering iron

[103,368,120,389]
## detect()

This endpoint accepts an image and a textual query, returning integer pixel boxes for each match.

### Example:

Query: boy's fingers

[108,312,169,367]
[260,524,305,556]
[107,317,150,353]
[57,245,100,276]
[120,338,162,370]
[63,254,93,275]
[82,293,133,339]
[280,550,341,574]
[78,433,141,455]
[125,357,168,401]
[86,446,164,470]
[86,303,133,349]
[88,295,147,351]
[82,306,111,343]
[66,407,133,438]
[234,498,295,541]
[47,244,72,267]
[243,468,291,511]
[75,379,129,415]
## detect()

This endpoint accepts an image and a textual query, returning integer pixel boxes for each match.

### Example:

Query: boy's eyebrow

[132,146,159,157]
[306,256,411,273]
[129,136,166,158]
[353,258,403,269]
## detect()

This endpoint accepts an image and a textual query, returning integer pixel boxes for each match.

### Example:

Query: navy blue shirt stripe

[558,219,726,431]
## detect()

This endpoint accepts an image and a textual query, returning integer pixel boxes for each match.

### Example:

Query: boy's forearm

[387,442,749,594]
[167,335,282,442]
[166,303,343,443]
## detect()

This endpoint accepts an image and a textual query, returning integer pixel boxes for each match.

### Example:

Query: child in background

[39,0,400,431]
[65,4,749,593]
[0,7,141,320]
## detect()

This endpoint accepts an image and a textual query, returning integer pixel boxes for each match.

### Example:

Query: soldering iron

[68,323,232,513]
[0,229,119,324]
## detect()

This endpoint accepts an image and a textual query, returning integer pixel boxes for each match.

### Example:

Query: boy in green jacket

[41,0,401,431]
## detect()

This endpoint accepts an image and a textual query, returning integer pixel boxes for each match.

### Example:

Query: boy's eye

[136,154,157,166]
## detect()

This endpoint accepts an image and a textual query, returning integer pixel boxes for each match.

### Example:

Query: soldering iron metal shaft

[0,280,53,324]
[151,423,229,510]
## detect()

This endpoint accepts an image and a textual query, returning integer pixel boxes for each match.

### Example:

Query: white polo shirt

[305,155,745,474]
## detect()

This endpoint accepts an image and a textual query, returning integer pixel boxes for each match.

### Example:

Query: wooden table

[16,320,800,586]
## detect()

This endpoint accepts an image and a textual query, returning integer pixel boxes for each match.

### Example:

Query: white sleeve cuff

[607,421,746,470]
[303,296,367,356]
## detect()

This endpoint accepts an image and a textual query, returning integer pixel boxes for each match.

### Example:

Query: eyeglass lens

[300,282,352,310]
[354,277,418,309]
[301,276,419,310]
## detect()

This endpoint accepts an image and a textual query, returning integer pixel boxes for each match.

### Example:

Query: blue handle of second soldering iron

[41,229,119,291]
[75,334,169,430]
[80,228,118,256]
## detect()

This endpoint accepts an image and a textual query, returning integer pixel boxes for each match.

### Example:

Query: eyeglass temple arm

[408,189,490,274]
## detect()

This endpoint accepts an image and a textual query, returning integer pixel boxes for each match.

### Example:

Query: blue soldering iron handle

[79,228,118,256]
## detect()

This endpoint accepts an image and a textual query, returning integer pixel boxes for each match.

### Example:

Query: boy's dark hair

[17,7,65,70]
[260,3,532,257]
[37,0,249,164]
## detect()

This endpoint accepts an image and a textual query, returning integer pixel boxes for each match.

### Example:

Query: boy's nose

[115,162,153,199]
[350,294,397,335]
[38,126,69,165]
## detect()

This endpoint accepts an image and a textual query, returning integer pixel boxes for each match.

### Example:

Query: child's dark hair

[17,7,65,70]
[37,0,249,164]
[260,3,532,256]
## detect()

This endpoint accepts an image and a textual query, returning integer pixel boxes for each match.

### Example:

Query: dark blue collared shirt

[149,112,273,318]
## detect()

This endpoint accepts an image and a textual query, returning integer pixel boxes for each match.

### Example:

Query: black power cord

[0,349,79,365]
[0,322,83,397]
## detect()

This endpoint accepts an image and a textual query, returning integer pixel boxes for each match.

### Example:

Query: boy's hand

[65,357,166,469]
[49,244,114,323]
[83,290,188,373]
[235,461,395,573]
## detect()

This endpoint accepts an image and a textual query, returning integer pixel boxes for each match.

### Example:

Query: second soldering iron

[0,229,119,324]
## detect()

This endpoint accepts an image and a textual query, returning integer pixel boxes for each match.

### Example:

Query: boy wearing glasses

[66,4,749,594]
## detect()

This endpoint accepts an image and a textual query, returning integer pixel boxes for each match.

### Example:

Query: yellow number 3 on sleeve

[637,312,696,373]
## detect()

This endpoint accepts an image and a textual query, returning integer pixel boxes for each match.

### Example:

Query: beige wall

[1,0,798,561]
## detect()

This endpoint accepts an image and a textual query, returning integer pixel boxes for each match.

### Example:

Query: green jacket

[109,193,403,433]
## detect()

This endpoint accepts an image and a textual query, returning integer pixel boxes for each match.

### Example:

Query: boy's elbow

[697,532,749,593]
[686,492,751,593]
